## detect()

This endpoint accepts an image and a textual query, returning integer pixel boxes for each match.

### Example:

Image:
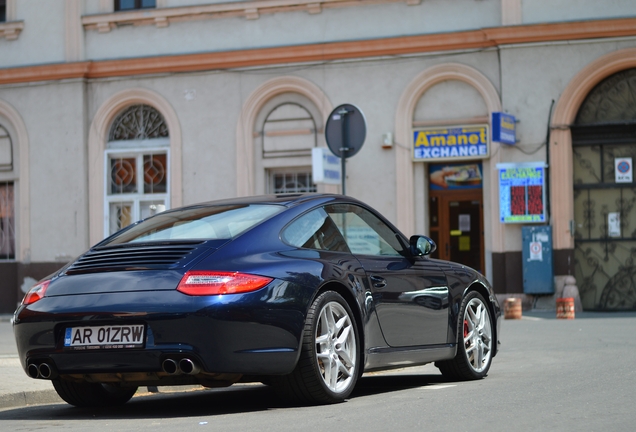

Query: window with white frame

[0,124,15,259]
[105,104,169,237]
[256,95,321,194]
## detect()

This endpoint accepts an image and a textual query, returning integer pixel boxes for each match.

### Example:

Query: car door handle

[370,275,387,288]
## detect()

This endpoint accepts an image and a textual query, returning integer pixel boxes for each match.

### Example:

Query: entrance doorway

[571,68,636,311]
[428,163,485,274]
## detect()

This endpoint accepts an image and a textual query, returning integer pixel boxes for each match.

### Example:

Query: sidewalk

[0,315,62,409]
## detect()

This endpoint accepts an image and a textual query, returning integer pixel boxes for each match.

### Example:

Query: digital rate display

[498,163,547,223]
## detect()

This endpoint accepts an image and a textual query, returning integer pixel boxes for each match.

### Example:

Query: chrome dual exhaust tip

[161,357,200,375]
[27,362,56,379]
[178,358,200,375]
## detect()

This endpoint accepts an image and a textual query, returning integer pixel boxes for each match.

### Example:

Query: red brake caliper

[463,319,469,347]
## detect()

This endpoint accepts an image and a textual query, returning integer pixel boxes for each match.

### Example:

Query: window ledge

[82,0,417,32]
[0,21,25,41]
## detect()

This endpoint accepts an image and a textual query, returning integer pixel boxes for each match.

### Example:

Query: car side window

[282,208,350,253]
[324,204,403,257]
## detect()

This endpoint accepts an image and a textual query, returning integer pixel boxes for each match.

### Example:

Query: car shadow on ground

[0,373,448,420]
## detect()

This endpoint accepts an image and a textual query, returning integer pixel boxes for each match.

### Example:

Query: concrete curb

[0,385,207,410]
[0,389,62,410]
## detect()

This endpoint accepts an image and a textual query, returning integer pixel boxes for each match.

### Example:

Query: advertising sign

[615,157,632,183]
[497,162,547,223]
[492,112,516,145]
[312,148,341,185]
[429,162,482,191]
[413,125,489,162]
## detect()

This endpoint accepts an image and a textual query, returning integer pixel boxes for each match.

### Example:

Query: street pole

[338,107,350,196]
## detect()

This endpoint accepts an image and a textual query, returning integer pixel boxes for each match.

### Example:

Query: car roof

[177,193,346,209]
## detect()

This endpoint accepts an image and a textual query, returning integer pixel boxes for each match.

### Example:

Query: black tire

[436,291,494,381]
[52,379,138,407]
[273,291,360,405]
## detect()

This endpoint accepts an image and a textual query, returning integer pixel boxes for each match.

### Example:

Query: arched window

[255,94,321,194]
[105,104,170,236]
[0,123,14,259]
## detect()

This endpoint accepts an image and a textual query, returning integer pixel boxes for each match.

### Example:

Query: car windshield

[104,204,284,244]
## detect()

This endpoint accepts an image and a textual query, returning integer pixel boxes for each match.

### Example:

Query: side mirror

[409,235,437,256]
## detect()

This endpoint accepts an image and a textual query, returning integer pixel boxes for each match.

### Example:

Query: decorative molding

[236,76,332,197]
[88,89,183,244]
[81,0,410,31]
[0,21,24,41]
[0,99,30,262]
[2,18,636,85]
[550,47,636,251]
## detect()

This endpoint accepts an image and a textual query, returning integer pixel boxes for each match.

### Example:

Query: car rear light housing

[177,271,273,296]
[22,280,50,305]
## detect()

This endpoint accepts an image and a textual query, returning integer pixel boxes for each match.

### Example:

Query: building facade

[1,0,636,312]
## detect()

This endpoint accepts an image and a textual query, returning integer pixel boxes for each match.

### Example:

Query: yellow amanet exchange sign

[413,125,489,162]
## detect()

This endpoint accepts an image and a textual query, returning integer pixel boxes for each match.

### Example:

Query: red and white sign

[529,241,542,261]
[615,158,632,183]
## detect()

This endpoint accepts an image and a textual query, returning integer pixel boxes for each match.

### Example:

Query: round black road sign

[325,104,367,158]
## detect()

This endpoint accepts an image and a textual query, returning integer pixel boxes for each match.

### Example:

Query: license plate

[64,325,145,350]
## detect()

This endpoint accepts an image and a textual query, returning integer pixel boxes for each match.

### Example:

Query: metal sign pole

[338,107,350,195]
[324,103,366,197]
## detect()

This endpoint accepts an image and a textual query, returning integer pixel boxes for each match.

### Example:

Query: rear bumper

[13,280,307,379]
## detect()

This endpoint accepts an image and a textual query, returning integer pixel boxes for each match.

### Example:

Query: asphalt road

[1,311,635,431]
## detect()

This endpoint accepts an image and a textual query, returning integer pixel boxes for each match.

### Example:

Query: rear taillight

[177,271,273,296]
[22,280,50,305]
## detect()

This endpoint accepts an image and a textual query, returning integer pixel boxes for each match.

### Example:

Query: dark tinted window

[325,204,403,256]
[0,0,6,22]
[115,0,156,11]
[282,208,350,253]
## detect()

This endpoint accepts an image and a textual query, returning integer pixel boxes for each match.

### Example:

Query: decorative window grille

[105,105,169,237]
[109,104,168,141]
[269,170,316,194]
[261,103,317,159]
[258,99,319,194]
[0,181,14,260]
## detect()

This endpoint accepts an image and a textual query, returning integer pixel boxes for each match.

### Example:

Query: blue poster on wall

[429,162,483,191]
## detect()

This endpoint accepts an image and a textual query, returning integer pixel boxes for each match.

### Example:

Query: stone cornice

[81,0,414,31]
[0,21,24,41]
[1,17,636,85]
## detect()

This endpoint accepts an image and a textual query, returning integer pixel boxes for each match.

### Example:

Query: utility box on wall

[522,226,554,294]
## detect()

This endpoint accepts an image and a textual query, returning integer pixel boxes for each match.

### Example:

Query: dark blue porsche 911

[13,194,501,407]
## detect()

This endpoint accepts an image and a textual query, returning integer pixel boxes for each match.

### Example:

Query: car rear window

[104,204,284,244]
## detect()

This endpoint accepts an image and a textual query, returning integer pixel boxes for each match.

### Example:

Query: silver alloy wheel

[315,301,357,393]
[463,297,493,373]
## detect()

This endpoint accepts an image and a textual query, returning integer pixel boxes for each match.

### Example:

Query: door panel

[323,203,450,348]
[356,255,449,347]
